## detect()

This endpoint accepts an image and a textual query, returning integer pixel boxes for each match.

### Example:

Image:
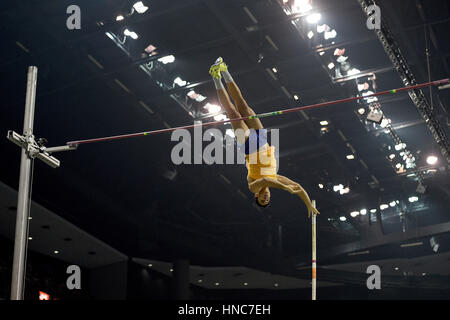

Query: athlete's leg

[219,61,263,130]
[210,61,249,144]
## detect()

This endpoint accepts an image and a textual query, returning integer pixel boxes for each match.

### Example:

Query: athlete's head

[255,186,271,208]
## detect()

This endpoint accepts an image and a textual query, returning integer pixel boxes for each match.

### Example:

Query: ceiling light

[339,216,347,222]
[400,241,423,248]
[320,120,328,126]
[215,282,220,286]
[358,108,366,115]
[198,279,203,283]
[395,163,402,169]
[394,267,399,271]
[204,103,221,114]
[214,114,228,121]
[244,282,248,286]
[426,155,438,165]
[148,264,152,267]
[360,209,367,215]
[28,237,32,240]
[274,283,279,287]
[346,154,355,160]
[170,268,173,272]
[291,0,312,14]
[133,1,149,14]
[157,55,175,64]
[54,250,59,254]
[370,209,377,213]
[389,201,396,207]
[340,187,350,195]
[318,183,324,189]
[347,68,360,76]
[225,129,235,138]
[307,31,314,39]
[28,217,32,220]
[389,154,396,160]
[327,62,335,69]
[123,28,139,39]
[350,211,359,218]
[324,29,337,39]
[306,13,321,24]
[173,77,187,87]
[408,196,419,203]
[116,15,124,21]
[380,204,389,210]
[319,51,325,56]
[395,143,406,151]
[272,67,278,73]
[333,184,344,192]
[293,94,299,100]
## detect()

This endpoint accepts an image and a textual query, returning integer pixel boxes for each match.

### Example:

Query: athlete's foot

[209,58,222,79]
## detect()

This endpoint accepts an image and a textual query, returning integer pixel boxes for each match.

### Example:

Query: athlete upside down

[209,58,320,217]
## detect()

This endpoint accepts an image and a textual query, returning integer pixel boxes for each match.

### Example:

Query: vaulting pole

[10,66,38,300]
[311,199,317,301]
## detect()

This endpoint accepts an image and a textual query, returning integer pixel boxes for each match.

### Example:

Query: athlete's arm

[248,177,292,193]
[275,175,320,218]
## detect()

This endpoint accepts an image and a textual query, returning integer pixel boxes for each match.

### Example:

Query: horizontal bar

[66,78,449,147]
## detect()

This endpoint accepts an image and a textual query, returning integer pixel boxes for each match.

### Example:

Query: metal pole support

[10,66,38,300]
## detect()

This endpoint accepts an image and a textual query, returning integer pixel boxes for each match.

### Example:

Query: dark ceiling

[1,0,449,286]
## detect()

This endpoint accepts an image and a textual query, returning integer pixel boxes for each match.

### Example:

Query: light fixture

[173,77,187,87]
[389,154,396,160]
[318,183,324,189]
[116,15,124,21]
[350,211,359,218]
[380,204,389,210]
[28,237,32,240]
[291,0,312,14]
[324,29,337,39]
[307,31,314,39]
[272,67,278,73]
[360,209,367,215]
[408,196,419,203]
[370,209,377,213]
[293,94,299,100]
[319,51,325,56]
[333,184,344,192]
[198,279,203,283]
[170,268,173,272]
[320,120,328,126]
[204,103,221,114]
[214,114,228,121]
[123,28,139,39]
[187,90,206,102]
[225,129,235,138]
[148,264,152,267]
[395,143,406,151]
[340,187,350,195]
[339,216,347,222]
[274,283,279,287]
[389,201,396,207]
[54,250,59,254]
[400,241,423,248]
[426,155,438,165]
[215,282,220,286]
[157,55,175,64]
[244,282,248,286]
[28,217,32,220]
[306,13,321,24]
[327,62,335,69]
[133,1,149,14]
[394,267,399,271]
[346,154,355,160]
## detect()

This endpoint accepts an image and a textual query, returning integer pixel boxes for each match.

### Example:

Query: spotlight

[358,108,366,115]
[124,28,139,39]
[318,183,324,189]
[380,204,389,210]
[360,209,367,215]
[346,154,355,160]
[173,77,187,87]
[293,94,299,100]
[389,154,396,160]
[272,67,278,73]
[306,13,321,24]
[327,62,335,69]
[370,209,377,213]
[333,184,344,192]
[324,29,337,39]
[204,103,221,114]
[339,216,347,222]
[320,120,328,126]
[408,196,419,203]
[389,201,396,207]
[133,1,149,14]
[158,55,175,64]
[214,114,228,121]
[350,211,359,217]
[116,15,124,21]
[291,0,312,14]
[426,155,438,165]
[307,31,314,39]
